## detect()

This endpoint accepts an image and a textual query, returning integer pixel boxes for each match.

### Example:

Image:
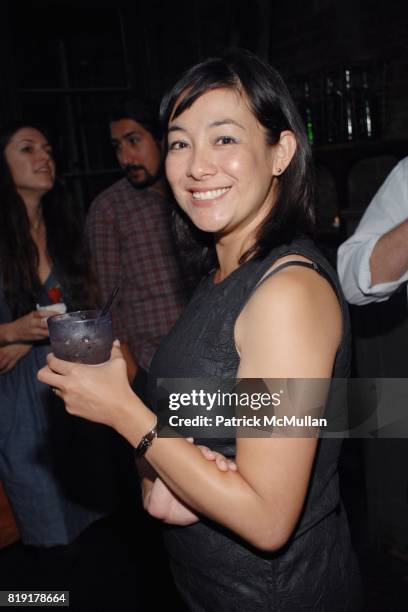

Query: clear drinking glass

[47,310,113,365]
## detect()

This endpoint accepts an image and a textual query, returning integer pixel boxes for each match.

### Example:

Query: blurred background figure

[338,158,408,567]
[0,483,19,550]
[85,99,190,609]
[86,97,189,400]
[0,122,122,598]
[338,157,408,306]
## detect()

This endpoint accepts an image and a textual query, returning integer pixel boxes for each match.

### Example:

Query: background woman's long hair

[0,122,98,319]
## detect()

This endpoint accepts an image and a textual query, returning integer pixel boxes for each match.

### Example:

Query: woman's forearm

[0,322,14,345]
[370,219,408,285]
[116,403,284,550]
[147,438,278,548]
[37,350,308,551]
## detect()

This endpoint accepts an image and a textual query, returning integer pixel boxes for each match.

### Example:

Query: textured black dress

[148,238,361,611]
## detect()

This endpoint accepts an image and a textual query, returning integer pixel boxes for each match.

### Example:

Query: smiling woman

[165,88,295,267]
[38,50,362,611]
[166,89,278,235]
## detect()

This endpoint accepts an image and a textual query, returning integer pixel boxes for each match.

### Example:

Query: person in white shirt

[338,156,408,565]
[338,157,408,304]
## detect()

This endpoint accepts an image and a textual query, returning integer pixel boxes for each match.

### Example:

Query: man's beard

[123,164,161,189]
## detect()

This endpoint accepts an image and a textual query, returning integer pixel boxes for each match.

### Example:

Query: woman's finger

[227,459,237,471]
[214,456,228,471]
[197,445,215,460]
[46,352,75,374]
[110,344,124,360]
[37,364,65,389]
[213,452,237,471]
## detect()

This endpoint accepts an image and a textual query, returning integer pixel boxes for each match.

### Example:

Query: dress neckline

[210,259,253,288]
[41,270,52,287]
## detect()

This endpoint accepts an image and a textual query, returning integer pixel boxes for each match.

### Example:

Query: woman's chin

[194,221,227,234]
[189,211,229,234]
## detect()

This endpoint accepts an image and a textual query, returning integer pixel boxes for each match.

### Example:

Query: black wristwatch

[134,422,158,458]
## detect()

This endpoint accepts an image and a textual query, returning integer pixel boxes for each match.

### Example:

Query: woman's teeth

[192,187,230,201]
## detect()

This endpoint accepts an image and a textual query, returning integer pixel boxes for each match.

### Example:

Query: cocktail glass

[47,310,113,365]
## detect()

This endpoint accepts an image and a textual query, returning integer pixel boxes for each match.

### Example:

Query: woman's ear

[272,131,297,177]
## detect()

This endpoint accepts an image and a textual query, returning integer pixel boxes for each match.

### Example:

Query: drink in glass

[47,310,113,365]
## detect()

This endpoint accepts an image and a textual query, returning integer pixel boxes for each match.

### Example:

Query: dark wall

[268,0,408,139]
[0,0,407,212]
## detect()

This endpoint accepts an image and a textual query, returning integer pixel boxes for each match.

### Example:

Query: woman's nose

[187,148,217,180]
[39,148,52,162]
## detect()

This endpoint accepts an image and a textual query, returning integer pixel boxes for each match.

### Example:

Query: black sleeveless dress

[148,238,361,612]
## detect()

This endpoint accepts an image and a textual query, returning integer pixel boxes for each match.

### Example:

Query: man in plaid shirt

[86,97,188,391]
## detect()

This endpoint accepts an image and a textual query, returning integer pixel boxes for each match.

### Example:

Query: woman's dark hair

[160,48,315,274]
[0,122,98,318]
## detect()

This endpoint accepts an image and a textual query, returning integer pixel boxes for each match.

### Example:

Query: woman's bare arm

[138,441,236,525]
[38,266,341,550]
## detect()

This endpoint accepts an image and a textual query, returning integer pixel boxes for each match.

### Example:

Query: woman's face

[165,88,279,237]
[4,127,56,199]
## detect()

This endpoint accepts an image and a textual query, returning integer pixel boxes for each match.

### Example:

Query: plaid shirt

[86,178,187,371]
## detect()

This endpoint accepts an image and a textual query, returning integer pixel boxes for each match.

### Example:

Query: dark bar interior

[1,1,408,610]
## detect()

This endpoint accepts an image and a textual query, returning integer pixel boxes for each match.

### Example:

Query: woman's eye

[216,136,237,145]
[168,141,188,151]
[21,146,33,153]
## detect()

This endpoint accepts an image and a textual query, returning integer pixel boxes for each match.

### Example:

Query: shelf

[313,138,408,164]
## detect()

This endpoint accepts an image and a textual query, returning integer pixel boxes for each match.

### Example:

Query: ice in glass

[47,310,113,365]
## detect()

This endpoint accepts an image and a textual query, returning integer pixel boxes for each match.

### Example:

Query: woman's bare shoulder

[235,255,342,378]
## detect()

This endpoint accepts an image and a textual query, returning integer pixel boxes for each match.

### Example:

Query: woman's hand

[196,443,237,472]
[145,476,200,525]
[143,439,236,526]
[0,343,32,373]
[37,343,136,430]
[6,310,58,343]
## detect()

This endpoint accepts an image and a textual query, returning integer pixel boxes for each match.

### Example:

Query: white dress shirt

[337,157,408,305]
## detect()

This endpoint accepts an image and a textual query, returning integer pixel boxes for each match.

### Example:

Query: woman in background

[0,123,117,553]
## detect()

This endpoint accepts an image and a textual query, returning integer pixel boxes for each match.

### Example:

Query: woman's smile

[190,186,231,205]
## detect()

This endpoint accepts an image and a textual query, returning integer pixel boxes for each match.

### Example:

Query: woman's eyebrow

[209,119,245,130]
[168,119,245,134]
[168,125,185,134]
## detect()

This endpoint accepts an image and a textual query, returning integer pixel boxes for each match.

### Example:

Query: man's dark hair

[109,96,162,142]
[160,48,315,275]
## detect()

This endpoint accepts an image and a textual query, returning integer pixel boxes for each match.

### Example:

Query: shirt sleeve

[337,158,408,305]
[85,198,128,343]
